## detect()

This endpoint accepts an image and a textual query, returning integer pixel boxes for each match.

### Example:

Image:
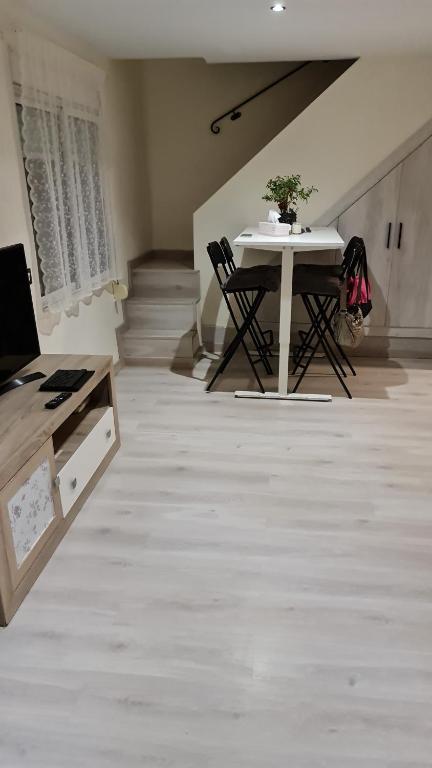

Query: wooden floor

[1,358,432,767]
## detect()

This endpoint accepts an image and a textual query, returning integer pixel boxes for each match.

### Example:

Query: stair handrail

[210,61,313,135]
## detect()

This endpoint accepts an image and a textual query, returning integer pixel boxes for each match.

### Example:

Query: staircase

[119,250,201,366]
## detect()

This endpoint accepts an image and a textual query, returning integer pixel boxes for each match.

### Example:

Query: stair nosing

[127,297,199,306]
[133,267,198,274]
[123,328,197,339]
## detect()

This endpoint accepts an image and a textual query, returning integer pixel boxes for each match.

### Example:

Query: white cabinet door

[337,165,401,328]
[387,136,432,328]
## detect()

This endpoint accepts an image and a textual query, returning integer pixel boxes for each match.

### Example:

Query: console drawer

[57,407,115,516]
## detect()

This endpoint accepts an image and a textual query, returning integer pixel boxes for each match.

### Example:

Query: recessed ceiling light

[270,3,286,11]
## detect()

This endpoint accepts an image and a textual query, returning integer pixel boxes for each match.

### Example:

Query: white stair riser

[123,331,199,361]
[132,269,200,300]
[126,301,197,331]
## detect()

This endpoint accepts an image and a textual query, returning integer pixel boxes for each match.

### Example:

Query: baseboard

[202,323,432,359]
[113,359,124,375]
[115,319,129,372]
[350,336,432,358]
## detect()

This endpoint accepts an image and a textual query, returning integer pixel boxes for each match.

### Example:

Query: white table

[233,226,345,402]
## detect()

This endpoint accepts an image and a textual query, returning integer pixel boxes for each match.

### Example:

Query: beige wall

[105,59,152,285]
[194,56,432,342]
[139,58,350,251]
[0,5,150,363]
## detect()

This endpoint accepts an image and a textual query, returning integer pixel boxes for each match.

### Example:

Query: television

[0,243,42,397]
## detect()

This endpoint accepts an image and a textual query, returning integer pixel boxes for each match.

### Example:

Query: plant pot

[278,208,297,225]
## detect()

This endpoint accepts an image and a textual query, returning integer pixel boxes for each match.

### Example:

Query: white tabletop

[233,226,344,251]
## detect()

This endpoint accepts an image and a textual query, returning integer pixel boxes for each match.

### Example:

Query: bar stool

[220,236,276,360]
[292,237,365,382]
[291,268,353,398]
[206,241,281,392]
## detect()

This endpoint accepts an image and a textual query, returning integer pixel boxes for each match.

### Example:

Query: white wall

[140,58,350,251]
[194,56,432,343]
[0,4,150,363]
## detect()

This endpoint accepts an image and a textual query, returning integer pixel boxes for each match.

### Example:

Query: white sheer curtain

[12,31,115,314]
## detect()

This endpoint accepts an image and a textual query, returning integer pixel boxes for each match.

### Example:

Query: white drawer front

[58,407,115,516]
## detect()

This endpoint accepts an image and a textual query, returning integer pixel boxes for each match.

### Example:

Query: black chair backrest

[220,236,236,274]
[207,241,230,286]
[341,236,365,279]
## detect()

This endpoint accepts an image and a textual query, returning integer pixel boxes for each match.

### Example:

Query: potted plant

[262,174,318,224]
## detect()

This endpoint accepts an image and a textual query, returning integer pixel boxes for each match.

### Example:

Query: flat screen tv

[0,243,41,396]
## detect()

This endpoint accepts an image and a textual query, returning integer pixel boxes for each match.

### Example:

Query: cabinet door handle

[397,222,403,249]
[386,222,392,249]
[71,477,77,490]
[106,429,112,440]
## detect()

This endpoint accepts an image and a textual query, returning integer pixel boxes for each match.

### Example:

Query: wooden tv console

[0,354,120,625]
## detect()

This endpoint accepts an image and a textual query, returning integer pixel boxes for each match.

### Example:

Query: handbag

[333,277,365,349]
[346,238,372,318]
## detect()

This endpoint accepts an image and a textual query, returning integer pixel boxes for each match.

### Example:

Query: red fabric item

[347,275,371,307]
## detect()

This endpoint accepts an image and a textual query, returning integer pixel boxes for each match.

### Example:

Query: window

[12,31,114,314]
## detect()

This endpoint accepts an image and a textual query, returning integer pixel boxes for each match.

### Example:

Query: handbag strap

[340,278,348,311]
[354,243,370,305]
[362,244,371,300]
[355,258,364,305]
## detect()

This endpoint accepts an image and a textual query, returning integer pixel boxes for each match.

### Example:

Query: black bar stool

[292,237,365,381]
[206,241,281,392]
[220,236,276,361]
[291,268,353,398]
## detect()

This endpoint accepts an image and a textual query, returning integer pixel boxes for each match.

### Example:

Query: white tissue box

[258,221,292,237]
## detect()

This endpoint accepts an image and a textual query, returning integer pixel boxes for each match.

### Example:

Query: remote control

[44,392,73,409]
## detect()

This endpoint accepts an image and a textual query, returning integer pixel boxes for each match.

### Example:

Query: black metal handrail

[210,61,312,135]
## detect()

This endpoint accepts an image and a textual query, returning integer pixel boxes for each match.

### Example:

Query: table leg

[277,246,293,395]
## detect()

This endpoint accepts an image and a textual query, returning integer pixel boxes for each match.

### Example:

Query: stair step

[132,267,200,300]
[135,250,194,272]
[122,328,200,363]
[125,298,198,331]
[121,248,201,365]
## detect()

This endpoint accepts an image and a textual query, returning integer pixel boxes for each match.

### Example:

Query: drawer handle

[386,222,392,249]
[397,222,403,249]
[71,477,77,490]
[106,428,112,439]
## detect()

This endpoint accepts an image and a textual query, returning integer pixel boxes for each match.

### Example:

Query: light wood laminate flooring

[1,359,432,767]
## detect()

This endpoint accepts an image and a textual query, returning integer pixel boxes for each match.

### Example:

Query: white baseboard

[202,324,432,359]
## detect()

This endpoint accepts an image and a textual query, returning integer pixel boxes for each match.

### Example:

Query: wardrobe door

[337,165,401,328]
[387,136,432,328]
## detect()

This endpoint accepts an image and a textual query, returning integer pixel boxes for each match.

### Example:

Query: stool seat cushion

[224,265,281,293]
[294,262,343,278]
[293,269,342,297]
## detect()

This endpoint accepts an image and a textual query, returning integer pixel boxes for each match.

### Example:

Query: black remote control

[44,392,73,409]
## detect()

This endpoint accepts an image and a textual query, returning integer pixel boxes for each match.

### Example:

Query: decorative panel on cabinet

[0,440,62,589]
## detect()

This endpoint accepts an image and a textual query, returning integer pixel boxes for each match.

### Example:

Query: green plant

[262,174,318,213]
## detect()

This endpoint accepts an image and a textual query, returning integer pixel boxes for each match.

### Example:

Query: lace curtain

[12,31,115,314]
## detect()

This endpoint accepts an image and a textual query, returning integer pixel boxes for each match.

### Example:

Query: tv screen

[0,243,40,386]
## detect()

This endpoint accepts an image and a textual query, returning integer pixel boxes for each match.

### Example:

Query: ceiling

[16,0,432,62]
